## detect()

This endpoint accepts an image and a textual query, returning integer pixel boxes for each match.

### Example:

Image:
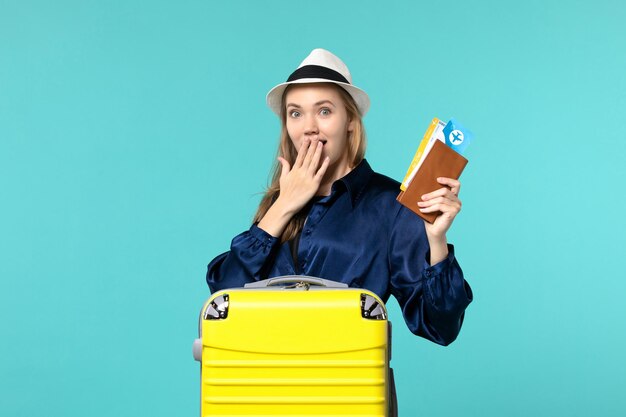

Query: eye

[289,110,301,118]
[319,108,331,116]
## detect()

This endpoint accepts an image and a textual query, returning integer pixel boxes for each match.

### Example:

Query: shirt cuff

[249,223,280,247]
[423,244,455,279]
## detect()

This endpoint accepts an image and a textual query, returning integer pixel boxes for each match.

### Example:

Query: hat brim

[266,78,370,117]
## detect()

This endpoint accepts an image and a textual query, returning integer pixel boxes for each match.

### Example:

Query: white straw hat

[266,48,370,117]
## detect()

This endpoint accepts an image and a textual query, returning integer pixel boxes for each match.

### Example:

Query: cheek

[327,116,349,135]
[285,122,300,144]
[326,121,349,144]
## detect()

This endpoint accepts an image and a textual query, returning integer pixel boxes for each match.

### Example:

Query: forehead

[285,83,344,106]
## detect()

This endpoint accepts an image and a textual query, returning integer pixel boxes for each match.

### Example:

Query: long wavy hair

[253,83,367,243]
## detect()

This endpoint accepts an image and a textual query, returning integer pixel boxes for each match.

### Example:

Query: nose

[304,114,319,136]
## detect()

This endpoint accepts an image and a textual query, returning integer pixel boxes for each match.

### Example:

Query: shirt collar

[331,159,374,207]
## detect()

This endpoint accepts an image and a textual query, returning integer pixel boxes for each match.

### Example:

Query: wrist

[426,234,448,266]
[257,197,296,238]
[273,196,299,218]
[426,230,447,247]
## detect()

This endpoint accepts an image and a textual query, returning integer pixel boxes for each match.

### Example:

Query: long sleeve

[206,224,281,293]
[388,206,473,346]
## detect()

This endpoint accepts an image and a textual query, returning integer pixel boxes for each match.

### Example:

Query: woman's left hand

[418,177,462,239]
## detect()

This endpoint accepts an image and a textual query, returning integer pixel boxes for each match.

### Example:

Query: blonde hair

[253,84,367,242]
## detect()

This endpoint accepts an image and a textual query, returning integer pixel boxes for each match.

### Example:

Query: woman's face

[284,84,354,173]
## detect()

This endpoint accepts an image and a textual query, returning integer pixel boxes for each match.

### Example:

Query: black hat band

[287,65,350,84]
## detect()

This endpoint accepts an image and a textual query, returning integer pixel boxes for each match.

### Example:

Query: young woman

[206,49,472,345]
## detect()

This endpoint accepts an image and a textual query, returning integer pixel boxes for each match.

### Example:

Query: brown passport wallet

[396,140,468,223]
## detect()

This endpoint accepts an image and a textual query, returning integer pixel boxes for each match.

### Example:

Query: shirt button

[305,229,312,236]
[425,270,433,278]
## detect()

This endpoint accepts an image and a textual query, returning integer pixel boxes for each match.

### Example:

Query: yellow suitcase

[193,276,396,416]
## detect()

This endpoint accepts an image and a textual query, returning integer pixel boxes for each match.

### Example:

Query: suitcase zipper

[282,281,311,290]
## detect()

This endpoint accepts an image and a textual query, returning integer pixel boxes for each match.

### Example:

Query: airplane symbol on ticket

[450,130,464,144]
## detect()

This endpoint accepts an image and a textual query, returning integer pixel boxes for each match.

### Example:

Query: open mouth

[320,139,327,145]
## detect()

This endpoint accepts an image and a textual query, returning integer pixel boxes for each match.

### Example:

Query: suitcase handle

[244,275,349,289]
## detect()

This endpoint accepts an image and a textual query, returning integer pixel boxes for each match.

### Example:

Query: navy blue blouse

[206,160,473,346]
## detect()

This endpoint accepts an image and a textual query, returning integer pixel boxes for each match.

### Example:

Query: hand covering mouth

[307,137,327,145]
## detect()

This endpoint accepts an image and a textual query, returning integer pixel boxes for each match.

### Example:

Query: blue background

[2,1,625,415]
